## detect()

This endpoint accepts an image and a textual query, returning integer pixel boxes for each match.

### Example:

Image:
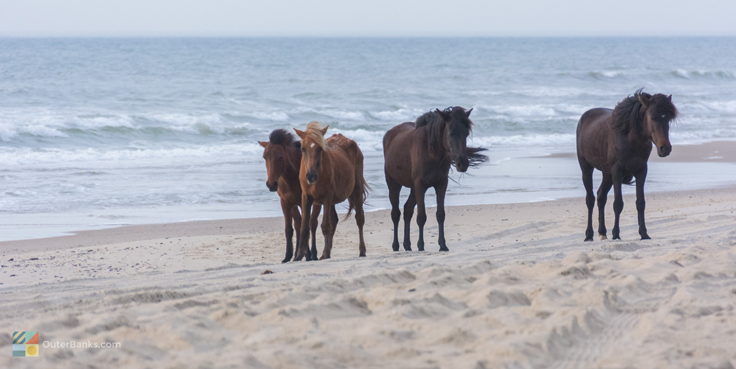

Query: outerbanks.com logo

[12,331,122,358]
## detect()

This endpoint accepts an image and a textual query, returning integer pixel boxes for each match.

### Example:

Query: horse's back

[383,122,416,153]
[328,133,364,163]
[576,108,613,169]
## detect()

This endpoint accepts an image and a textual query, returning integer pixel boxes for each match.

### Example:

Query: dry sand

[1,185,735,368]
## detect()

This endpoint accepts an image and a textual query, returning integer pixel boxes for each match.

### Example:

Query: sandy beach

[2,177,735,368]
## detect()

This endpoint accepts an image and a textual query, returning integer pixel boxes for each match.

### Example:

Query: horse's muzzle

[266,182,278,192]
[306,171,318,184]
[657,145,672,157]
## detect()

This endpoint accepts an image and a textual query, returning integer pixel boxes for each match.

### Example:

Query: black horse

[576,89,678,241]
[383,107,487,252]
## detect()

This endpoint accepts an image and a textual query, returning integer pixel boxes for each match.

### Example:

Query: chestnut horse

[383,107,487,252]
[294,122,368,261]
[259,129,321,262]
[576,89,677,241]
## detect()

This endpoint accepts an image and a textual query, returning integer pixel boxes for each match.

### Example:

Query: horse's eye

[660,114,667,119]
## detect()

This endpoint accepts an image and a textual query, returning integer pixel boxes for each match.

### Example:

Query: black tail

[466,146,488,167]
[623,175,635,185]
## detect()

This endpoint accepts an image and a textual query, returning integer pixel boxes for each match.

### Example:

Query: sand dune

[1,188,735,368]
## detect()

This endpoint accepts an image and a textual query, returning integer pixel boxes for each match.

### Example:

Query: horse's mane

[304,121,328,149]
[611,89,646,134]
[269,129,296,146]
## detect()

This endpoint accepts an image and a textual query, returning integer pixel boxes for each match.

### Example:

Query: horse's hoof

[613,236,621,240]
[281,258,290,263]
[640,235,651,240]
[319,255,330,260]
[392,243,400,252]
[359,252,366,257]
[439,246,449,252]
[584,237,593,242]
[599,234,607,240]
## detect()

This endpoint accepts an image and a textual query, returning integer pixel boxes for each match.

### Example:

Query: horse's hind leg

[287,204,301,263]
[354,197,367,257]
[414,184,428,251]
[309,203,321,261]
[403,188,416,251]
[387,176,402,251]
[320,203,338,260]
[580,163,595,241]
[596,173,613,240]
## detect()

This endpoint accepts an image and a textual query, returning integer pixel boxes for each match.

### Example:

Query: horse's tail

[346,142,370,220]
[623,175,635,185]
[466,146,489,167]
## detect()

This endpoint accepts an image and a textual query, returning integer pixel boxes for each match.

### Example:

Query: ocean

[1,37,735,240]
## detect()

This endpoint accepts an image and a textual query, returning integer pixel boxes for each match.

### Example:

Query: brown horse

[259,129,321,262]
[576,89,678,241]
[293,122,368,261]
[383,107,487,252]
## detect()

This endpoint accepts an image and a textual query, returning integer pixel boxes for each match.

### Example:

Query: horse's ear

[466,108,473,117]
[435,108,449,119]
[319,125,329,135]
[667,94,672,102]
[294,128,306,139]
[638,93,652,107]
[258,141,268,148]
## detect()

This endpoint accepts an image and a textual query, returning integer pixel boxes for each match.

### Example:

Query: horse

[259,129,322,262]
[383,106,487,252]
[293,122,368,261]
[576,89,678,241]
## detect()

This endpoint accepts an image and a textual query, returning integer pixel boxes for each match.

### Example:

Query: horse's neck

[424,125,449,161]
[283,148,301,181]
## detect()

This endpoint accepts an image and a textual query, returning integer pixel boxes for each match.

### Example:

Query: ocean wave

[0,110,259,143]
[586,70,626,79]
[670,69,735,80]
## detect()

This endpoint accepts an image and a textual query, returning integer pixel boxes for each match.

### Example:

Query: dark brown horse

[294,122,368,261]
[576,89,678,241]
[259,129,321,262]
[383,107,487,252]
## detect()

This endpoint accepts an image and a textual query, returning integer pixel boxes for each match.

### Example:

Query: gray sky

[1,0,735,37]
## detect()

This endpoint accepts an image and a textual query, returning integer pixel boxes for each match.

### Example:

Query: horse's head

[259,129,299,192]
[436,106,475,172]
[638,92,677,157]
[294,121,329,185]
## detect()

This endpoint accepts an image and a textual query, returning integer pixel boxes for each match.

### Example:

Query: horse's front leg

[435,179,449,252]
[295,195,313,261]
[611,168,624,240]
[309,203,321,260]
[635,166,650,240]
[413,183,428,251]
[285,202,300,263]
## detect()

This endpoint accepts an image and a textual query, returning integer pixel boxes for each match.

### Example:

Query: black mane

[611,90,646,134]
[269,129,296,146]
[415,106,487,167]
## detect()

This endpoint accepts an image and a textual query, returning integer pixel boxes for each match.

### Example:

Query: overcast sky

[1,0,735,37]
